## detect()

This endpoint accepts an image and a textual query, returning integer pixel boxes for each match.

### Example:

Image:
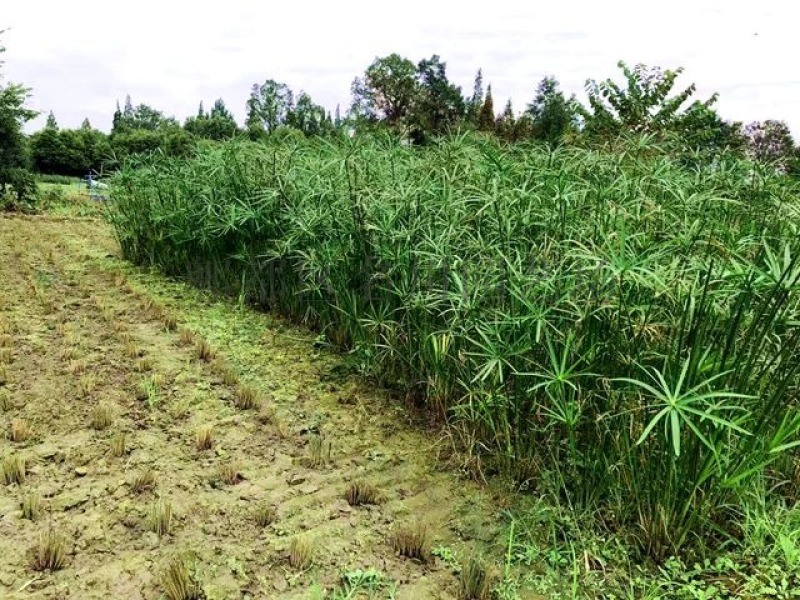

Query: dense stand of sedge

[108,133,800,560]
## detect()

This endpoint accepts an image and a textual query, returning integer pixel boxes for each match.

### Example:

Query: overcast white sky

[3,1,799,134]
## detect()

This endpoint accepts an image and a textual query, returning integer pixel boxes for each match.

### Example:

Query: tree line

[2,38,799,193]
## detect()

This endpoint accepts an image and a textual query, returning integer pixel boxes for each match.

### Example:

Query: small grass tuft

[110,432,127,457]
[124,341,144,359]
[2,455,26,484]
[194,339,215,362]
[21,493,44,521]
[233,384,260,410]
[0,348,13,364]
[91,403,113,430]
[390,522,429,562]
[149,499,173,536]
[79,374,97,397]
[195,425,214,451]
[303,433,331,468]
[68,359,88,375]
[0,365,7,386]
[288,535,314,570]
[61,346,80,361]
[135,357,153,372]
[129,468,157,493]
[30,528,68,572]
[163,314,178,332]
[161,555,205,600]
[458,555,494,600]
[346,480,381,506]
[0,389,12,412]
[254,503,276,528]
[0,333,12,347]
[9,418,32,442]
[216,462,242,486]
[179,328,195,346]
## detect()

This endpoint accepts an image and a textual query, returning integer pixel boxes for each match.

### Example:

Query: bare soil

[0,215,511,599]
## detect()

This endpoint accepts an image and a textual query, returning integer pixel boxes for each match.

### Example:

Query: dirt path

[0,215,511,599]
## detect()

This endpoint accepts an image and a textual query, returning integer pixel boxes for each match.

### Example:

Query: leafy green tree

[111,129,165,158]
[112,97,176,134]
[246,80,294,137]
[525,76,576,145]
[667,101,743,161]
[31,112,66,174]
[359,54,419,127]
[477,84,495,132]
[78,118,112,173]
[411,55,465,140]
[185,98,238,140]
[743,120,796,172]
[495,99,516,141]
[287,91,330,137]
[580,61,703,137]
[0,31,37,201]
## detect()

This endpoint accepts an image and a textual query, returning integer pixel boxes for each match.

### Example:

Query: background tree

[358,54,419,128]
[246,80,294,137]
[287,91,331,137]
[184,98,239,140]
[525,76,576,145]
[410,55,465,141]
[495,99,517,141]
[31,112,65,173]
[0,31,37,202]
[466,69,484,126]
[580,61,702,138]
[477,84,495,132]
[743,120,797,173]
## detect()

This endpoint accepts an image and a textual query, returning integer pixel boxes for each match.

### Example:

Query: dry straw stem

[304,433,331,468]
[91,403,114,430]
[30,528,68,571]
[22,493,44,521]
[149,499,173,536]
[161,555,205,600]
[233,384,260,410]
[0,389,12,412]
[458,554,495,600]
[195,425,214,451]
[345,480,381,506]
[129,468,157,493]
[288,535,314,569]
[254,503,276,527]
[179,328,195,346]
[195,339,215,362]
[124,341,144,359]
[68,359,88,375]
[135,357,154,372]
[217,462,242,485]
[0,348,12,364]
[2,455,26,484]
[9,418,32,442]
[110,432,127,457]
[391,522,429,561]
[79,374,97,397]
[163,314,178,332]
[61,346,80,361]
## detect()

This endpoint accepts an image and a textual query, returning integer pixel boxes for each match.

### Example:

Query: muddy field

[0,215,512,599]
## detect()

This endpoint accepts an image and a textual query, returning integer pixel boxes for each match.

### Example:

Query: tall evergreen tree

[525,76,575,145]
[477,84,495,131]
[467,69,484,124]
